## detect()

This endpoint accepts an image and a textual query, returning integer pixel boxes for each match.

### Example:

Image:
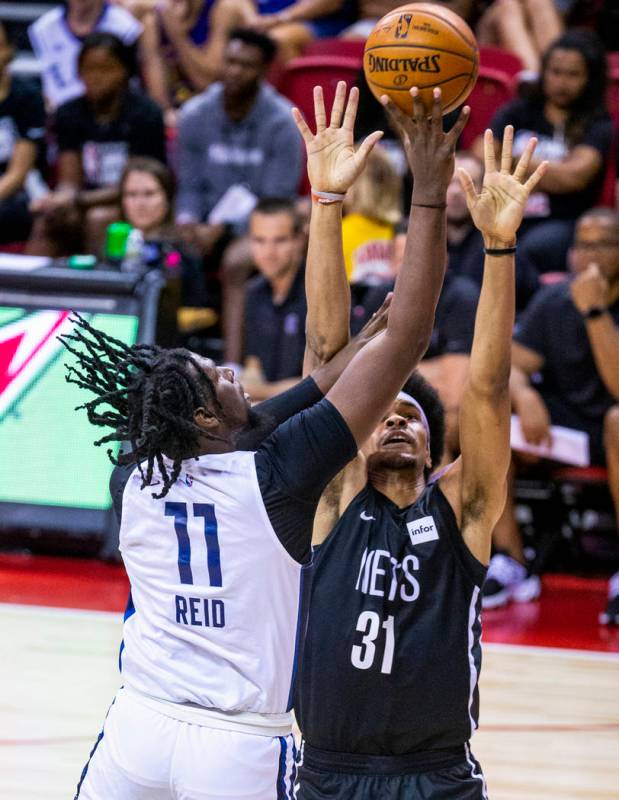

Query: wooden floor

[1,602,618,800]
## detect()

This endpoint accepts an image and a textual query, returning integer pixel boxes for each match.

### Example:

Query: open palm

[292,83,383,194]
[459,127,548,245]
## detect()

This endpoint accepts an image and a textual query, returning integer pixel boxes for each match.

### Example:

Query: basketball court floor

[1,554,618,800]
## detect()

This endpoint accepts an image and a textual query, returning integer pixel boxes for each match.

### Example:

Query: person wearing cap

[291,76,547,798]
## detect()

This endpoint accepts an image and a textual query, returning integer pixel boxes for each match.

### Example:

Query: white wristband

[311,188,346,204]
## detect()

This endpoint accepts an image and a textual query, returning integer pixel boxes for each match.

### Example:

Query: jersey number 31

[351,611,395,674]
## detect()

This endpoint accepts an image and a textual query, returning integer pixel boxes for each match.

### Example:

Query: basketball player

[293,93,548,798]
[61,83,465,799]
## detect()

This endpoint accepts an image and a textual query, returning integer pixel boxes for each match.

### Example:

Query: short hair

[228,27,277,65]
[77,32,137,77]
[120,157,176,226]
[577,207,619,231]
[59,314,221,499]
[400,371,445,476]
[251,197,302,234]
[346,145,403,226]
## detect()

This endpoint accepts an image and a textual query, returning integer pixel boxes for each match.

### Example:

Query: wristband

[311,189,346,205]
[484,246,517,256]
[583,306,607,320]
[412,201,447,209]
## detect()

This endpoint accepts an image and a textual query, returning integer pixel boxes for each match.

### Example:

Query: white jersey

[118,451,307,715]
[28,4,143,108]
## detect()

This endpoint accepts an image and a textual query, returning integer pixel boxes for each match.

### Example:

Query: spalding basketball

[363,3,479,115]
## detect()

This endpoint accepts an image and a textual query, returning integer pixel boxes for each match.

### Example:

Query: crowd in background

[0,0,618,620]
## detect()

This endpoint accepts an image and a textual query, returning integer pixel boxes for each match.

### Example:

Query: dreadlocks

[59,314,221,498]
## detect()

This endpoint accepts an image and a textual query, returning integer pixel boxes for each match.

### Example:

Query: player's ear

[194,406,219,431]
[425,445,432,471]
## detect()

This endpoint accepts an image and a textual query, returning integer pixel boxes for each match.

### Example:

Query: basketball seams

[364,43,478,65]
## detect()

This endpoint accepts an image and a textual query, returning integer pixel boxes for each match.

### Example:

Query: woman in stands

[27,32,165,258]
[483,30,613,275]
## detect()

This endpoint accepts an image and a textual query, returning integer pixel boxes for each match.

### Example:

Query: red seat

[551,466,608,483]
[458,66,515,150]
[607,52,619,126]
[479,46,523,77]
[304,38,365,61]
[279,55,363,194]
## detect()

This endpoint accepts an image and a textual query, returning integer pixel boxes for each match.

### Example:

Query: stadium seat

[607,52,619,126]
[458,66,515,150]
[279,55,363,194]
[479,46,523,77]
[279,54,362,118]
[597,133,617,208]
[304,38,365,61]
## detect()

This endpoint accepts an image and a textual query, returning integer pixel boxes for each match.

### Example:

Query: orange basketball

[363,3,479,115]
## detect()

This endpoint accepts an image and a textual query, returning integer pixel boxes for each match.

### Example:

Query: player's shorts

[295,741,488,800]
[75,686,297,799]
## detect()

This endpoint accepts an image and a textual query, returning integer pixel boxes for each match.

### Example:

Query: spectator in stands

[29,0,167,110]
[240,198,306,400]
[0,23,46,245]
[448,151,539,310]
[342,145,402,285]
[27,33,165,257]
[135,0,216,126]
[477,0,564,74]
[484,208,619,625]
[205,0,353,69]
[120,157,208,305]
[485,30,613,275]
[175,28,302,364]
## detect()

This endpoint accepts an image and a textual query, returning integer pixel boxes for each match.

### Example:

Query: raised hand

[381,87,470,204]
[292,81,383,194]
[458,127,548,246]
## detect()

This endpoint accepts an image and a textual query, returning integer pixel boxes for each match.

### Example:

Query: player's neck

[68,2,102,34]
[368,467,427,509]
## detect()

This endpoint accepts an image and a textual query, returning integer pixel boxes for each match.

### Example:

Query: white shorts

[75,687,297,800]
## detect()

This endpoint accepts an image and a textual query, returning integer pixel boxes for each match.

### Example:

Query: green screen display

[0,308,139,510]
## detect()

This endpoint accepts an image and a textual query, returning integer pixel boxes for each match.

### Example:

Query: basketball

[363,3,479,115]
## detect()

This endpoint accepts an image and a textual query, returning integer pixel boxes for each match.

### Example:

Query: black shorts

[0,191,32,244]
[296,743,488,800]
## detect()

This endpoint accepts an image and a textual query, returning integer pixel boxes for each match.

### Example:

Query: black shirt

[296,481,487,755]
[55,88,166,188]
[0,75,45,177]
[448,225,540,309]
[111,378,357,565]
[244,265,307,382]
[490,99,613,220]
[514,281,619,420]
[351,272,479,358]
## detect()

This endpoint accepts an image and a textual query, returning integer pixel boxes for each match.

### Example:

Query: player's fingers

[291,107,313,143]
[513,136,537,182]
[329,80,347,128]
[356,130,384,164]
[411,87,425,125]
[523,160,548,194]
[457,167,477,208]
[500,125,513,173]
[484,129,496,173]
[445,105,470,145]
[342,85,359,131]
[313,85,327,131]
[431,87,442,132]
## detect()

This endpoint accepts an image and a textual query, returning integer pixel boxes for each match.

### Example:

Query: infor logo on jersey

[407,515,439,546]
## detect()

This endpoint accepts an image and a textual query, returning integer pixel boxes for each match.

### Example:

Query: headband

[396,392,430,445]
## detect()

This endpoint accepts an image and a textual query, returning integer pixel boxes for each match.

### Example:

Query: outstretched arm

[321,88,469,446]
[441,127,547,564]
[292,82,383,374]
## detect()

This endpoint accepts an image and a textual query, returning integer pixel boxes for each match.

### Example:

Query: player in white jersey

[29,1,143,108]
[61,84,467,799]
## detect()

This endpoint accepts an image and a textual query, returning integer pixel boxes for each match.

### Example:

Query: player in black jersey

[293,88,549,798]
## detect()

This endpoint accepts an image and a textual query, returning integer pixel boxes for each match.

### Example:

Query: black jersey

[296,480,487,756]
